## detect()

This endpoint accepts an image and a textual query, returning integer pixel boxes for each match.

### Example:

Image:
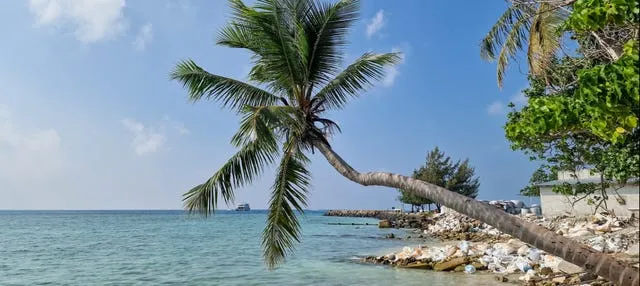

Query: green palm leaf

[315,52,401,109]
[170,59,280,112]
[481,5,531,88]
[495,15,530,88]
[262,139,311,269]
[183,117,280,215]
[231,105,301,147]
[481,3,566,87]
[480,5,528,61]
[302,0,360,87]
[218,0,307,100]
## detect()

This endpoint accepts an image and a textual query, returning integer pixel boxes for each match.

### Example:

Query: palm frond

[314,52,401,110]
[183,119,280,215]
[481,2,566,87]
[170,59,279,112]
[303,0,360,88]
[231,105,301,147]
[528,3,564,79]
[481,6,526,61]
[262,139,311,269]
[495,15,530,88]
[218,0,306,101]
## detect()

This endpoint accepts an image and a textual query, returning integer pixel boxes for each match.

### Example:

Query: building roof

[536,177,639,187]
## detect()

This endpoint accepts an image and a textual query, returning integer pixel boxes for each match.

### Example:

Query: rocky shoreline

[325,209,639,285]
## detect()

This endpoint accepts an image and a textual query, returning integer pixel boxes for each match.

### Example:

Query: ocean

[0,210,500,285]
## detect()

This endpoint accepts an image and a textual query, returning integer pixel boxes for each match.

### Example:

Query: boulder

[472,261,486,271]
[557,260,582,274]
[538,267,553,277]
[379,219,392,228]
[433,257,469,271]
[398,261,433,269]
[453,265,466,272]
[551,276,566,284]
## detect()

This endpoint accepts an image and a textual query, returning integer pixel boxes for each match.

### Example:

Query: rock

[454,265,466,272]
[625,243,640,256]
[494,276,508,283]
[517,245,530,256]
[433,257,469,271]
[472,261,486,271]
[379,219,392,228]
[557,260,582,274]
[567,275,581,284]
[538,267,553,277]
[398,261,433,269]
[384,233,395,239]
[579,272,598,282]
[551,276,566,284]
[567,229,592,237]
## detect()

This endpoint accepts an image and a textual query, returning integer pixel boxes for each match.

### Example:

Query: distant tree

[397,187,430,212]
[399,147,480,212]
[520,165,557,197]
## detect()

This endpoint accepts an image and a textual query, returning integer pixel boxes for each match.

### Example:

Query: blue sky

[0,0,539,210]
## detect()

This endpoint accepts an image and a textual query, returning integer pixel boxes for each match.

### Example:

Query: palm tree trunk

[313,140,638,286]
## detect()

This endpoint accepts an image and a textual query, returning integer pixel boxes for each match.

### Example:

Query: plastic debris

[464,264,476,274]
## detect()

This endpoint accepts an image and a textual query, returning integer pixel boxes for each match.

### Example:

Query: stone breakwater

[324,210,405,220]
[324,209,505,241]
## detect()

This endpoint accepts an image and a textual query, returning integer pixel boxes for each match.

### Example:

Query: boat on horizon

[235,203,250,211]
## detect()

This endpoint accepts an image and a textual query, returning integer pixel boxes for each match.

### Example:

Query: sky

[0,0,540,210]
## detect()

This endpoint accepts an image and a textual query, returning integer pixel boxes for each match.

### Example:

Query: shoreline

[326,209,640,285]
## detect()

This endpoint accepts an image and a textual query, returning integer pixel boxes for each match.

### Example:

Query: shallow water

[0,210,501,285]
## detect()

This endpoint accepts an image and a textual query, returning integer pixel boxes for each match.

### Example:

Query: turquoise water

[0,210,499,285]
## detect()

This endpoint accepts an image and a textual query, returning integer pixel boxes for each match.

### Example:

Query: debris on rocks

[332,209,638,285]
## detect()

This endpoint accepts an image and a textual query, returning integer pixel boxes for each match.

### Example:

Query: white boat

[235,203,250,211]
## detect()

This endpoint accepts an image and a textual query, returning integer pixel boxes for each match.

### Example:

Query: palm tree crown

[170,0,400,269]
[480,0,568,87]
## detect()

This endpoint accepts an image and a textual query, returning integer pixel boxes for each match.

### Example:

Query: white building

[538,169,639,218]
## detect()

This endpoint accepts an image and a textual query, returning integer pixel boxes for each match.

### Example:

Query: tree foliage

[492,0,639,213]
[171,0,400,269]
[520,165,557,197]
[480,1,567,87]
[398,147,480,210]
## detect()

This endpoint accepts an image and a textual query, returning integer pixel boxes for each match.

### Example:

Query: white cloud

[382,46,406,87]
[0,104,65,181]
[487,101,506,116]
[121,118,166,155]
[121,117,189,155]
[133,23,153,51]
[162,115,190,135]
[28,0,127,44]
[365,10,385,38]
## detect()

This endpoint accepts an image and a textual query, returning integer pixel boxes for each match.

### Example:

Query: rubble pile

[362,239,619,285]
[417,210,509,242]
[365,210,638,285]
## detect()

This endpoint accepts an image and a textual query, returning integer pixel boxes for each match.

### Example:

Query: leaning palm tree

[171,0,637,285]
[480,0,567,88]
